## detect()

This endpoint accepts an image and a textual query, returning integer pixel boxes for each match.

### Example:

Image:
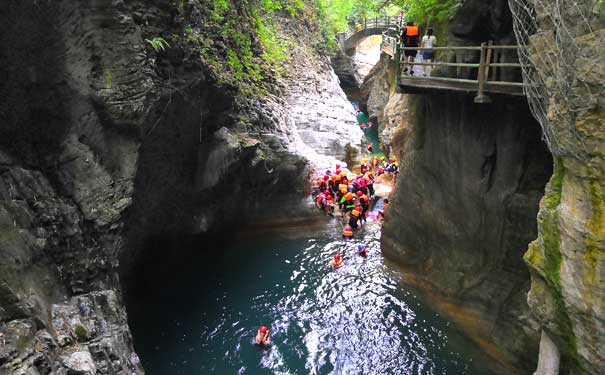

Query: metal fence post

[395,41,402,86]
[474,42,492,103]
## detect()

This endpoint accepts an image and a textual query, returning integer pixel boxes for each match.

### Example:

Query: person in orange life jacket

[342,225,354,239]
[317,176,328,192]
[329,173,340,195]
[332,253,343,268]
[357,191,369,223]
[357,244,368,257]
[355,204,366,225]
[256,326,271,346]
[341,191,356,213]
[348,206,361,228]
[372,156,379,172]
[378,198,389,220]
[401,21,420,75]
[367,143,373,154]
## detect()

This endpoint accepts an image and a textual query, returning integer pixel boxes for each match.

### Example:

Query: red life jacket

[316,194,325,207]
[343,227,354,237]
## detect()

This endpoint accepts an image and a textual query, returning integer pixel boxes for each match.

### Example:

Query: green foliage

[75,324,89,342]
[396,0,459,28]
[145,37,170,52]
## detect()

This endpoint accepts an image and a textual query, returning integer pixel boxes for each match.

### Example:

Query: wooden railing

[394,42,527,102]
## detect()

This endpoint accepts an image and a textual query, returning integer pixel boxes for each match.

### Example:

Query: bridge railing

[394,42,528,103]
[342,15,402,40]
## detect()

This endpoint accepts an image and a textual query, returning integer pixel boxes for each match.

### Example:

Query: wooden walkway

[383,40,527,103]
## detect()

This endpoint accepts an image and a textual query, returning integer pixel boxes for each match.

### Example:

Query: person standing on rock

[421,28,437,76]
[401,21,420,75]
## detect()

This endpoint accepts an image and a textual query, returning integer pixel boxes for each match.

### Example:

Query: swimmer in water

[357,244,368,257]
[332,253,343,268]
[255,326,271,346]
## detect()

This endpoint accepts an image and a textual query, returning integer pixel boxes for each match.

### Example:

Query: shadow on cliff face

[382,92,553,373]
[0,2,70,164]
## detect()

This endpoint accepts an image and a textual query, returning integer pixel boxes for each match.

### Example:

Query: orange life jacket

[351,209,360,217]
[331,174,341,182]
[343,227,354,237]
[344,192,354,201]
[405,25,419,36]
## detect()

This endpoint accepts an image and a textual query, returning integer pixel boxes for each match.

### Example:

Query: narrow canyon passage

[126,217,498,374]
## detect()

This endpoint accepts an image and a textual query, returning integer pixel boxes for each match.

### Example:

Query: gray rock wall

[377,0,555,371]
[0,1,362,373]
[381,93,551,372]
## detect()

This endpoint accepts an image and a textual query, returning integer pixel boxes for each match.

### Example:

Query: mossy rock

[74,324,89,342]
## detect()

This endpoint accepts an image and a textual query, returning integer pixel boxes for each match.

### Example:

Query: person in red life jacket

[316,192,326,210]
[367,143,374,154]
[325,193,335,216]
[342,225,354,239]
[340,171,348,186]
[335,163,341,175]
[349,206,361,229]
[356,175,368,195]
[360,122,367,129]
[377,166,385,176]
[332,253,343,268]
[360,162,368,174]
[401,21,420,75]
[378,198,389,220]
[255,326,271,346]
[357,244,368,257]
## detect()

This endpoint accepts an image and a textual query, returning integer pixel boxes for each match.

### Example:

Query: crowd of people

[255,110,401,348]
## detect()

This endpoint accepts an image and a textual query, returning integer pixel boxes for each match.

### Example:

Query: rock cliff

[378,0,554,372]
[0,1,361,373]
[514,0,605,373]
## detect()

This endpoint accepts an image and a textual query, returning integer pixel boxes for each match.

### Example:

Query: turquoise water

[128,216,495,374]
[352,103,384,158]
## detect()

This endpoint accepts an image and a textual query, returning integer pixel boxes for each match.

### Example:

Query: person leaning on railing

[420,27,437,76]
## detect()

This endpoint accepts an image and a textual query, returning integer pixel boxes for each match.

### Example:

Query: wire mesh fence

[508,0,602,156]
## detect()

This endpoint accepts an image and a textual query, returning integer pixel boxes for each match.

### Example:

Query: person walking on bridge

[401,21,420,75]
[421,27,437,76]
